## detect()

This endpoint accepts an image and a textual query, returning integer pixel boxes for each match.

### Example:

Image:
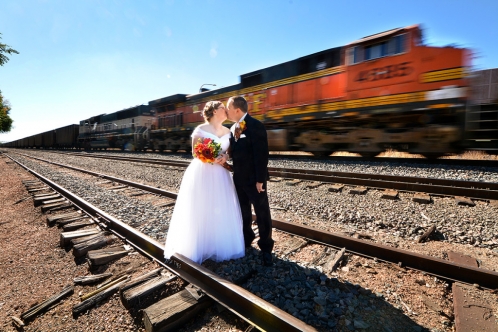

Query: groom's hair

[230,96,248,113]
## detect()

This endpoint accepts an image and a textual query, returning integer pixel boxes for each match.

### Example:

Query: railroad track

[30,148,498,168]
[4,151,498,330]
[7,152,498,289]
[27,150,498,202]
[4,153,314,331]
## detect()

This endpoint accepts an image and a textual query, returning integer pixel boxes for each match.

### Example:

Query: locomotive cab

[341,25,469,157]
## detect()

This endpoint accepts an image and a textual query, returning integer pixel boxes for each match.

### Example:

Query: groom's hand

[256,182,265,193]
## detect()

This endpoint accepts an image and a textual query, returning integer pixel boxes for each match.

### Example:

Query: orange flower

[239,120,247,132]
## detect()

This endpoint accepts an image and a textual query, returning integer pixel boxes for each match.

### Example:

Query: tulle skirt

[164,158,245,264]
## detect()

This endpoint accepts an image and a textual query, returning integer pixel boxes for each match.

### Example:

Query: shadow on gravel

[204,247,429,332]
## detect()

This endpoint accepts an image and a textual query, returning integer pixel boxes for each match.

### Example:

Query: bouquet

[193,138,222,163]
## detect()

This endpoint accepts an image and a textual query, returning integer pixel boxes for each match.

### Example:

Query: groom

[225,96,274,266]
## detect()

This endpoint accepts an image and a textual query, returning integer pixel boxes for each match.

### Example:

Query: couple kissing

[164,96,274,267]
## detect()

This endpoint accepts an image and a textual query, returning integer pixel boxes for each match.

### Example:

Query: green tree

[0,33,19,66]
[0,90,13,133]
[0,33,17,133]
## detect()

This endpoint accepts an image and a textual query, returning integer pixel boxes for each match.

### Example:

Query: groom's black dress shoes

[261,252,273,266]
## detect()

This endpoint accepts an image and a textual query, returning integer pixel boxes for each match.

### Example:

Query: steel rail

[12,152,498,289]
[270,169,498,201]
[31,151,498,200]
[272,219,498,290]
[5,153,316,332]
[22,148,498,168]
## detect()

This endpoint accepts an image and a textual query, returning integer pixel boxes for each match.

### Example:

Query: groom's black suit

[230,114,274,254]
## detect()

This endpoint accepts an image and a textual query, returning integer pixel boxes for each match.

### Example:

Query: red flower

[202,147,213,159]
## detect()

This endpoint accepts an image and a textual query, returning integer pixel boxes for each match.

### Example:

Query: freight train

[3,25,498,158]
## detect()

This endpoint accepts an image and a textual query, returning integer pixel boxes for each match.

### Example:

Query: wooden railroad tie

[20,285,74,322]
[60,227,101,247]
[57,216,90,227]
[121,272,177,309]
[73,277,130,316]
[413,193,431,204]
[46,211,82,226]
[381,189,398,200]
[306,181,322,189]
[33,194,61,206]
[62,219,95,232]
[285,179,302,186]
[108,185,127,190]
[448,251,497,331]
[143,284,212,332]
[328,184,344,193]
[349,187,367,195]
[41,201,71,213]
[323,247,346,273]
[86,245,131,268]
[74,273,113,285]
[454,196,475,207]
[281,236,308,257]
[28,187,49,193]
[72,233,116,258]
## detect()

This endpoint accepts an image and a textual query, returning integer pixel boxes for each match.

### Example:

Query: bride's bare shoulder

[195,124,210,133]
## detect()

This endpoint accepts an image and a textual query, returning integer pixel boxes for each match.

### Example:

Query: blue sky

[1,0,497,142]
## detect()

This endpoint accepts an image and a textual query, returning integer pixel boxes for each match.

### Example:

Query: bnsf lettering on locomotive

[355,62,412,82]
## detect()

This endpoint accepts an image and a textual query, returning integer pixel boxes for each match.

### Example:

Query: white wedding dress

[164,127,245,264]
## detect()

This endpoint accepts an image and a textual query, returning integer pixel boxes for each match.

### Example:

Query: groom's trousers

[235,182,274,253]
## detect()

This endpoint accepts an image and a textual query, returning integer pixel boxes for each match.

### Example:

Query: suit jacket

[229,114,270,186]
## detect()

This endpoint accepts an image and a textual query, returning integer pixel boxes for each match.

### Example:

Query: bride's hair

[203,101,222,121]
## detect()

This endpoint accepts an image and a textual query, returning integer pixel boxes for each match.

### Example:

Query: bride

[163,101,245,264]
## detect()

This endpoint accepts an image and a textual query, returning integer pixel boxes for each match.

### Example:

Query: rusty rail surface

[10,152,498,289]
[6,153,316,332]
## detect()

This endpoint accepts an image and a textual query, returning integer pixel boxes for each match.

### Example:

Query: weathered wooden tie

[349,186,368,195]
[328,184,344,192]
[448,251,497,331]
[306,181,322,189]
[74,273,113,285]
[62,219,95,232]
[28,187,49,193]
[285,179,302,186]
[381,189,398,200]
[46,211,82,226]
[323,247,346,273]
[73,277,129,315]
[41,201,71,212]
[121,273,177,309]
[143,285,211,332]
[455,196,475,207]
[60,228,101,247]
[57,216,90,227]
[119,268,164,294]
[281,236,308,257]
[86,245,130,267]
[20,285,73,321]
[72,233,115,258]
[413,193,431,204]
[33,195,61,206]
